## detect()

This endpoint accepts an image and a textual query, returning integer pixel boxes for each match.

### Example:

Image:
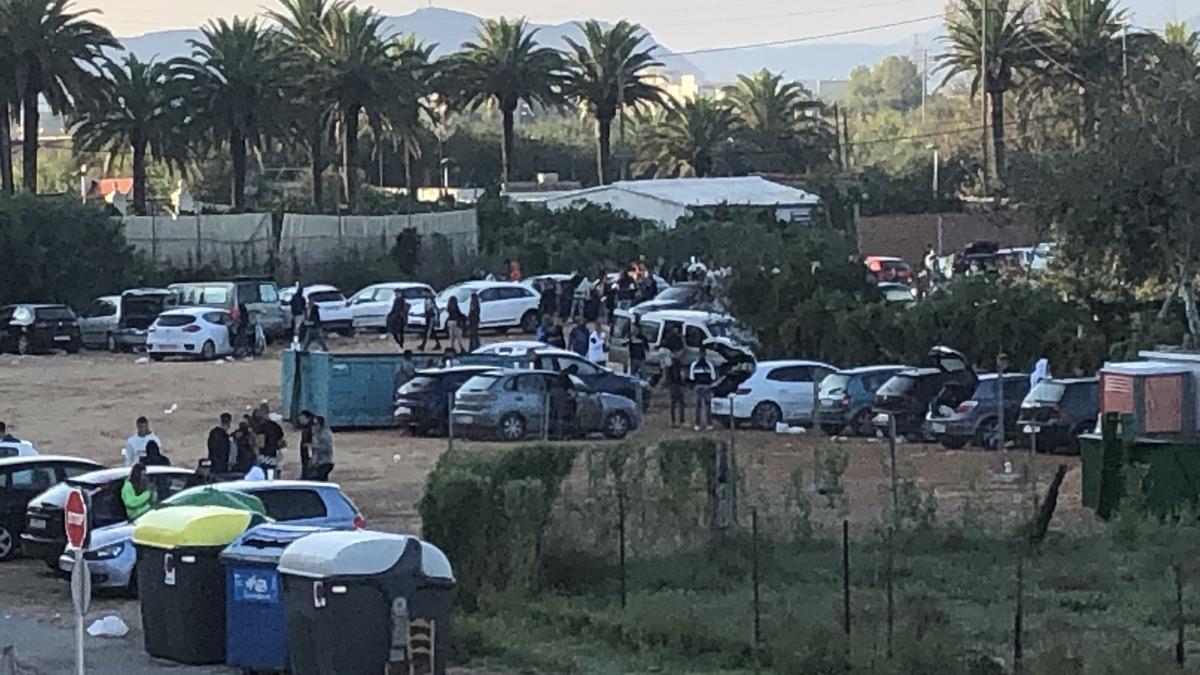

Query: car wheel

[604,412,632,439]
[106,333,118,353]
[499,413,526,441]
[750,402,782,431]
[64,341,81,355]
[941,436,969,450]
[150,353,165,362]
[852,409,875,437]
[15,333,30,356]
[337,328,355,337]
[820,424,843,436]
[0,525,15,561]
[200,340,216,361]
[519,311,538,334]
[974,418,1000,450]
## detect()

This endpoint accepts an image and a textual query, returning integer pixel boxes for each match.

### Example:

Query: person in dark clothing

[537,281,556,321]
[0,421,19,442]
[445,296,466,352]
[583,287,601,323]
[666,358,687,428]
[616,269,636,310]
[232,417,257,474]
[568,318,590,357]
[627,320,650,378]
[548,372,575,439]
[301,301,329,352]
[420,297,442,351]
[468,293,482,352]
[662,324,685,361]
[289,283,306,338]
[253,405,286,475]
[546,317,566,350]
[233,303,254,356]
[206,413,233,473]
[141,440,171,466]
[297,409,316,479]
[185,459,215,488]
[689,348,716,430]
[386,290,408,349]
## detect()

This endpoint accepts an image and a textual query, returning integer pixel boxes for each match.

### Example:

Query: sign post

[65,488,90,675]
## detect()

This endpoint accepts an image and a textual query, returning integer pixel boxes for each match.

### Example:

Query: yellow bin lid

[133,506,256,549]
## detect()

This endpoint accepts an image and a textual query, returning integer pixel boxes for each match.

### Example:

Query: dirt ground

[0,334,1100,670]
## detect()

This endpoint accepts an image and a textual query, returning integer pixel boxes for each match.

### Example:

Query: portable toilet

[276,530,455,675]
[221,524,329,672]
[132,505,261,664]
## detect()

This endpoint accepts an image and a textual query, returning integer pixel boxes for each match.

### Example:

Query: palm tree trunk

[21,91,39,193]
[342,104,360,211]
[309,124,324,211]
[990,89,1007,189]
[596,115,614,186]
[0,100,12,194]
[404,149,415,201]
[230,128,247,211]
[131,135,147,216]
[500,106,515,185]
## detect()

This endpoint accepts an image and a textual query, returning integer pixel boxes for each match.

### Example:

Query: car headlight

[85,542,125,560]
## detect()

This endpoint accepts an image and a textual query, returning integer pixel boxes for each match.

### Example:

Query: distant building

[644,72,731,104]
[526,176,821,229]
[799,79,851,103]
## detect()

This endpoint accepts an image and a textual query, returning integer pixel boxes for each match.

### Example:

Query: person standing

[627,319,650,379]
[386,290,409,350]
[301,300,329,352]
[394,350,417,394]
[141,440,171,467]
[666,358,686,429]
[121,463,153,520]
[310,416,335,481]
[546,317,566,350]
[446,296,466,352]
[206,413,233,474]
[587,322,607,366]
[289,282,306,342]
[571,273,591,320]
[297,410,316,480]
[569,318,590,357]
[468,292,482,352]
[232,417,257,474]
[616,268,636,311]
[420,297,442,351]
[0,421,19,442]
[253,404,286,479]
[123,417,161,467]
[690,347,716,430]
[508,259,522,282]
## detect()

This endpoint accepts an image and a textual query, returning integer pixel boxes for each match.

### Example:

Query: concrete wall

[122,212,273,271]
[278,210,479,268]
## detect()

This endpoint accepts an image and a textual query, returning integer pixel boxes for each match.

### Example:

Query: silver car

[451,369,640,441]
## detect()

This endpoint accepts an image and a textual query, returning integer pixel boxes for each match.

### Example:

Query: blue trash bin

[221,524,330,672]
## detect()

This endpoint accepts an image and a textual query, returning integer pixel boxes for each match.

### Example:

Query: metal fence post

[447,393,454,454]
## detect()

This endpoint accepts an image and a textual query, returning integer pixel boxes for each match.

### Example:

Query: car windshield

[35,307,75,320]
[172,285,230,305]
[308,291,344,303]
[881,260,911,271]
[655,285,699,302]
[401,376,437,393]
[819,374,851,397]
[883,288,913,302]
[1027,381,1066,403]
[437,286,474,305]
[460,374,501,392]
[156,314,196,327]
[876,375,916,396]
[399,288,429,299]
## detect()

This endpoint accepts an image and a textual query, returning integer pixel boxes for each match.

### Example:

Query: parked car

[451,370,640,441]
[147,307,247,361]
[816,366,907,436]
[436,281,541,333]
[167,276,287,339]
[0,456,101,561]
[877,283,917,306]
[1017,377,1099,453]
[78,295,121,350]
[295,285,355,336]
[629,281,713,316]
[395,366,499,436]
[609,309,749,381]
[710,358,836,430]
[79,289,173,352]
[0,304,82,355]
[22,466,193,565]
[873,346,978,439]
[524,348,652,407]
[473,341,548,357]
[0,440,37,458]
[59,479,364,594]
[865,256,913,283]
[348,282,436,331]
[926,373,1031,449]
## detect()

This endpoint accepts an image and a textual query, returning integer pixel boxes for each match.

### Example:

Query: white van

[610,309,747,380]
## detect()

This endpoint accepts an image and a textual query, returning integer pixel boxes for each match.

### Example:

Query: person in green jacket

[122,463,153,520]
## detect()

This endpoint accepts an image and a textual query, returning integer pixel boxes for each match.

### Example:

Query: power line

[650,15,943,58]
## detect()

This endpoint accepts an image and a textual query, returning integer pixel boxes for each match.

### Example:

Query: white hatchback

[301,285,355,336]
[348,282,436,330]
[710,359,837,430]
[436,281,541,333]
[147,307,234,361]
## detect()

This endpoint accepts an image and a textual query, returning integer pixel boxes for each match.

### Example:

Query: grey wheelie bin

[277,530,455,675]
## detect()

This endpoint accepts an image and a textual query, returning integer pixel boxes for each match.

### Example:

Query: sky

[86,0,1200,51]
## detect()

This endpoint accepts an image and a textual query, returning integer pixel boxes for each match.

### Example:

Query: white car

[147,307,235,361]
[348,282,436,330]
[436,281,541,333]
[710,359,837,430]
[472,340,549,356]
[0,440,36,459]
[301,285,355,336]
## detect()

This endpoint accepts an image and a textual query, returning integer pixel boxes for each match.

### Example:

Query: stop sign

[64,488,88,549]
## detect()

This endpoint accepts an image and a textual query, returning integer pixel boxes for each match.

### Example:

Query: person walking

[690,347,716,430]
[420,297,442,351]
[206,413,233,474]
[386,289,409,350]
[666,358,687,429]
[627,319,650,378]
[587,322,607,366]
[297,410,316,479]
[310,416,335,481]
[446,296,466,352]
[468,292,482,352]
[301,300,329,352]
[121,463,153,520]
[141,440,171,466]
[289,282,306,343]
[123,416,161,467]
[569,318,590,357]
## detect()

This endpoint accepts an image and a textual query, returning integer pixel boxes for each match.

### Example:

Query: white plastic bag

[86,615,129,638]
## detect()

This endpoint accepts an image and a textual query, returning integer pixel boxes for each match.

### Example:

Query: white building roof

[545,176,819,208]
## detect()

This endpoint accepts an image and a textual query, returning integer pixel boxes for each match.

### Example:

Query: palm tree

[269,0,345,210]
[72,55,187,214]
[444,17,565,185]
[381,35,437,200]
[172,17,287,210]
[0,10,16,194]
[561,20,665,185]
[309,5,393,211]
[6,0,115,193]
[1039,0,1126,137]
[723,69,833,173]
[939,0,1039,188]
[638,97,738,178]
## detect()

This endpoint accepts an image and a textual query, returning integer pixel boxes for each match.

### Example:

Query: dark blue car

[525,349,652,408]
[817,365,907,436]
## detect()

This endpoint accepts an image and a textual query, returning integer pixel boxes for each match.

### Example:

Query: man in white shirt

[123,417,162,467]
[587,323,607,366]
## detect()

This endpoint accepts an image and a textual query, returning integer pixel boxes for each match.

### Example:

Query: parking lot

[0,336,1098,671]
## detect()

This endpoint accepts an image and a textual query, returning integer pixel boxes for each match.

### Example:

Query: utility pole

[617,76,627,183]
[921,48,929,126]
[980,0,990,198]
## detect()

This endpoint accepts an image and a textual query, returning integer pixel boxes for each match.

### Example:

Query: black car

[0,456,102,561]
[395,366,499,436]
[873,346,978,439]
[630,282,714,317]
[0,304,82,355]
[525,349,652,408]
[1018,377,1100,453]
[21,466,193,564]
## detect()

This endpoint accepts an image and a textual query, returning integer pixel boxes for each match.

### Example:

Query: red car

[865,256,913,283]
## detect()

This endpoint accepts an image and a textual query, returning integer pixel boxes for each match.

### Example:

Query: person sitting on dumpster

[122,463,154,520]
